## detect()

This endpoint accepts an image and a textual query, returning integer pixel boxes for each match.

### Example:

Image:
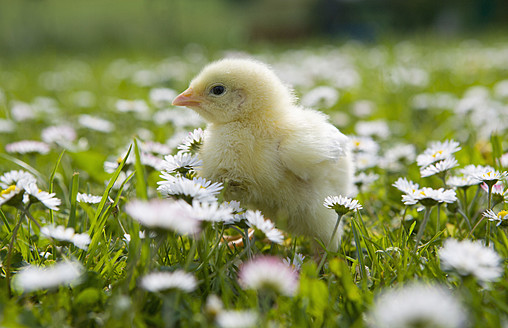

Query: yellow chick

[172,58,353,250]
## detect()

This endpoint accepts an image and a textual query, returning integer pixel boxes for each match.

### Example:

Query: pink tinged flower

[416,139,461,168]
[5,140,50,155]
[125,199,201,235]
[238,256,299,296]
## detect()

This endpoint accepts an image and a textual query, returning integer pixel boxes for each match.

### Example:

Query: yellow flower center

[0,185,16,195]
[354,141,361,147]
[432,150,443,158]
[499,210,508,218]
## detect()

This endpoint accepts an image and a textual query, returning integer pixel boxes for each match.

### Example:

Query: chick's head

[173,58,295,123]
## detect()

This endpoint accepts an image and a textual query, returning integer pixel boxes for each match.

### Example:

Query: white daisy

[78,114,114,133]
[0,118,15,133]
[0,170,37,189]
[238,256,298,296]
[439,238,503,283]
[161,153,202,174]
[354,172,379,189]
[158,176,221,203]
[216,310,258,328]
[140,270,197,293]
[41,125,77,147]
[149,87,178,108]
[283,253,305,272]
[354,152,380,171]
[124,199,200,235]
[5,140,50,155]
[40,225,91,250]
[416,139,461,168]
[420,157,459,178]
[323,195,363,215]
[501,153,508,168]
[244,210,284,244]
[483,209,508,227]
[115,99,149,114]
[471,169,508,185]
[301,86,339,108]
[140,140,172,156]
[177,128,205,153]
[190,200,234,222]
[0,185,24,207]
[355,120,391,139]
[446,175,479,188]
[402,187,457,206]
[368,283,467,328]
[379,143,416,171]
[349,136,380,154]
[392,177,419,194]
[13,261,84,292]
[24,182,61,210]
[76,193,103,204]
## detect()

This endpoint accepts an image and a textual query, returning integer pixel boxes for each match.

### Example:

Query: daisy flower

[190,200,234,222]
[0,170,37,189]
[177,128,205,153]
[5,140,50,155]
[161,152,202,174]
[0,185,24,207]
[420,157,458,178]
[41,125,77,148]
[379,143,416,171]
[78,114,114,133]
[244,210,284,244]
[40,225,91,250]
[216,310,258,328]
[24,182,61,210]
[13,261,84,292]
[416,139,461,168]
[354,172,379,189]
[115,99,149,114]
[301,86,339,108]
[483,209,508,227]
[480,181,507,202]
[368,283,467,328]
[0,118,15,133]
[354,152,380,171]
[354,120,391,139]
[158,176,221,203]
[439,238,503,283]
[349,136,380,154]
[76,192,103,204]
[501,153,508,168]
[238,256,299,296]
[472,169,508,186]
[140,270,197,293]
[283,253,305,272]
[446,175,479,189]
[401,187,457,207]
[323,195,362,215]
[392,177,419,194]
[149,87,178,108]
[125,199,201,235]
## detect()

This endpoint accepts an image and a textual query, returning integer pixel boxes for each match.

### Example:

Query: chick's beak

[172,88,202,108]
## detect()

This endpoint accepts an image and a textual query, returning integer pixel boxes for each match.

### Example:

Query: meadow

[1,37,508,327]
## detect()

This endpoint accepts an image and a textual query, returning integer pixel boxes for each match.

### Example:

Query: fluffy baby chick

[173,58,353,250]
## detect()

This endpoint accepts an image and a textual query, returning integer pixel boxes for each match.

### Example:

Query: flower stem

[317,214,342,274]
[6,212,25,297]
[413,206,432,254]
[486,185,493,246]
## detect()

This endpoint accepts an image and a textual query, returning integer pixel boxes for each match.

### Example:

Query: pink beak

[172,87,202,107]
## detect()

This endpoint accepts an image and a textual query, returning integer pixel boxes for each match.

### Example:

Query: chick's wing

[278,108,348,181]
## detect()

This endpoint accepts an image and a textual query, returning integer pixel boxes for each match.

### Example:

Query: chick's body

[173,58,353,248]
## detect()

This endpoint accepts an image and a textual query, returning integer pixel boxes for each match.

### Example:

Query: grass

[0,36,507,327]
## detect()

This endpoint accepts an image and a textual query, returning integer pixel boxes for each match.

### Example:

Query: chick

[172,58,353,250]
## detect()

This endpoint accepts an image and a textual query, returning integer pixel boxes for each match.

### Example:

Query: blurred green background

[1,0,507,56]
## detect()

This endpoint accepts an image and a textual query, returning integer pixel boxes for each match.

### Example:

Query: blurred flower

[153,107,204,128]
[480,181,507,203]
[301,86,339,109]
[78,114,114,133]
[140,270,197,293]
[140,140,172,156]
[115,99,149,114]
[439,238,503,283]
[283,253,305,272]
[41,125,77,148]
[125,199,201,235]
[5,140,50,155]
[244,210,284,244]
[354,172,379,190]
[238,256,298,296]
[447,175,479,188]
[420,157,458,178]
[416,139,461,168]
[368,283,467,328]
[13,261,84,292]
[0,118,15,133]
[323,195,362,215]
[349,136,380,154]
[483,209,508,227]
[40,225,91,250]
[10,101,35,121]
[190,200,234,223]
[355,120,391,139]
[379,144,416,171]
[149,88,178,108]
[354,152,380,171]
[216,310,258,328]
[501,153,508,168]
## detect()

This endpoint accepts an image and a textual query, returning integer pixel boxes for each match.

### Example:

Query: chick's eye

[210,85,225,96]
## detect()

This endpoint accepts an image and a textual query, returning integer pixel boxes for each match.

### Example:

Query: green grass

[0,36,507,327]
